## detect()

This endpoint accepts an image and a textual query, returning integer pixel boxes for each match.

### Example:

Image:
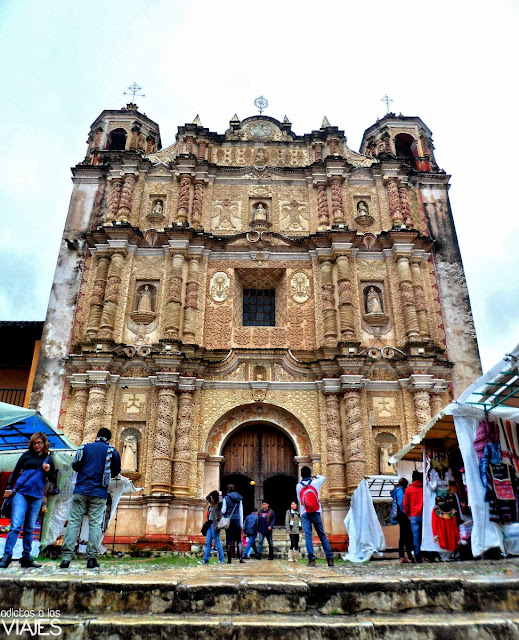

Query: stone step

[11,611,519,640]
[3,572,519,617]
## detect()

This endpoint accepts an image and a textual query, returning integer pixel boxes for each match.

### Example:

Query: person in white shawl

[343,479,386,562]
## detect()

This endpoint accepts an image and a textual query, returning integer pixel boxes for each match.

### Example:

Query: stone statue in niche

[253,365,267,381]
[253,203,268,222]
[357,201,369,216]
[254,148,268,165]
[379,443,394,475]
[121,434,138,472]
[130,283,158,326]
[137,285,154,312]
[152,199,163,215]
[366,287,382,314]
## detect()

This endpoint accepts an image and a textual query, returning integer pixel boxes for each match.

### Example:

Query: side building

[31,104,481,548]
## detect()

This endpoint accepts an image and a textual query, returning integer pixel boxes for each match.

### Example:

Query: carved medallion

[291,272,310,303]
[209,271,230,302]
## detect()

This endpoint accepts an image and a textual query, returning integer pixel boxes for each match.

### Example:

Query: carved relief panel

[280,200,309,233]
[211,198,242,232]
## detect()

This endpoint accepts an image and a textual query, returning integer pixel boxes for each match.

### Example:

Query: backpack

[299,481,320,513]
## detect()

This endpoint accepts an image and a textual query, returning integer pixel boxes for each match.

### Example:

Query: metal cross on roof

[254,95,268,115]
[124,82,145,102]
[381,94,393,113]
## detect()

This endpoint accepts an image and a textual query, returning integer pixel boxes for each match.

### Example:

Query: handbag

[217,502,237,531]
[1,493,14,519]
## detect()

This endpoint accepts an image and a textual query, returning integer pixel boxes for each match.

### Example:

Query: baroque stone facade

[31,105,481,547]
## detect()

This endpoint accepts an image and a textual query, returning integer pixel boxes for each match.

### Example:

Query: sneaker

[59,560,70,569]
[198,560,208,564]
[217,560,226,564]
[86,558,100,569]
[308,558,316,567]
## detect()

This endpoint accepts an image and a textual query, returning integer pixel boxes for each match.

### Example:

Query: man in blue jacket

[243,507,259,559]
[59,428,121,569]
[255,500,275,560]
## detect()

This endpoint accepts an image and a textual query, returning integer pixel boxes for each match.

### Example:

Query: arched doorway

[221,424,297,525]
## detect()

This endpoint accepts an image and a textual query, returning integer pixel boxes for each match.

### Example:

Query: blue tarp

[0,401,76,451]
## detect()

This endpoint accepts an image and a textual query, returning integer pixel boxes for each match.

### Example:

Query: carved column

[320,260,338,345]
[330,179,345,222]
[129,125,140,152]
[183,258,200,343]
[398,183,413,226]
[146,136,155,153]
[86,255,110,337]
[329,138,339,155]
[343,389,366,494]
[68,385,89,446]
[117,173,137,221]
[430,392,445,418]
[191,182,204,227]
[164,253,185,339]
[176,175,191,222]
[313,143,323,162]
[324,392,346,498]
[106,178,123,223]
[336,255,356,341]
[412,389,432,435]
[197,140,207,161]
[151,384,176,494]
[99,252,125,339]
[94,128,103,149]
[316,184,330,228]
[396,256,420,341]
[172,390,194,495]
[185,136,194,155]
[410,260,431,339]
[386,178,404,226]
[83,382,108,444]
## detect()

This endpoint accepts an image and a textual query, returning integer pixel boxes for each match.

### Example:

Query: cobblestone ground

[1,556,519,581]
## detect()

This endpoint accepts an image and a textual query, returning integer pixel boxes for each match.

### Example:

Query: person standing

[390,478,415,563]
[297,466,334,567]
[0,432,56,569]
[221,484,244,564]
[59,428,121,570]
[243,507,259,559]
[199,490,226,564]
[255,500,275,560]
[285,500,301,562]
[403,470,424,563]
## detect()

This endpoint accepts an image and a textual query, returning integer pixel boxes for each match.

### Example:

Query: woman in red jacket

[403,470,424,563]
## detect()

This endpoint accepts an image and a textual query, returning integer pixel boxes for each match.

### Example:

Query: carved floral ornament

[209,271,230,302]
[291,272,310,303]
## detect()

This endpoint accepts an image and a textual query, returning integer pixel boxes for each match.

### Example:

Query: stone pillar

[99,252,125,340]
[185,136,194,155]
[316,184,330,228]
[329,138,339,155]
[67,384,89,446]
[410,259,431,339]
[164,253,185,339]
[106,178,123,223]
[324,392,346,498]
[172,389,194,495]
[336,255,356,341]
[94,128,103,149]
[396,256,420,341]
[151,383,177,494]
[117,173,137,221]
[343,389,366,494]
[176,175,191,223]
[386,178,404,226]
[129,125,140,152]
[320,260,338,345]
[398,182,413,226]
[191,182,204,227]
[330,179,345,223]
[430,392,445,418]
[83,381,109,444]
[183,258,200,343]
[146,136,155,153]
[412,389,432,435]
[313,143,323,162]
[86,255,110,338]
[197,140,207,161]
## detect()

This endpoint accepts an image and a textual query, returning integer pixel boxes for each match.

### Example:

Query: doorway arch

[221,423,298,524]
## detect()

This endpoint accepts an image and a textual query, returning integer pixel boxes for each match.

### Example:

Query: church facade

[31,103,481,548]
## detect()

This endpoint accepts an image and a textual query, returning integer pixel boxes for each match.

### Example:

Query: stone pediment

[226,116,293,142]
[145,141,180,165]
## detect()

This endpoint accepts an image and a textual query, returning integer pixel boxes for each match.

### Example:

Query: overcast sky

[0,0,518,372]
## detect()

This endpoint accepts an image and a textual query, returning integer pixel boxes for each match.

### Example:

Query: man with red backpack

[297,466,334,567]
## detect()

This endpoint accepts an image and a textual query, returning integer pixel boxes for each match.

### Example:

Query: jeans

[243,533,257,558]
[4,492,43,558]
[61,493,107,561]
[257,530,274,558]
[396,510,414,559]
[301,512,333,560]
[410,515,423,559]
[202,523,225,563]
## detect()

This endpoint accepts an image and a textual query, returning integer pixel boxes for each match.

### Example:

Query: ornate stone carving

[164,253,185,339]
[121,433,139,472]
[176,175,191,222]
[290,272,310,303]
[172,391,194,494]
[386,178,404,226]
[211,199,241,232]
[398,183,413,226]
[68,387,89,446]
[396,256,420,341]
[83,384,108,444]
[412,389,431,435]
[343,389,366,494]
[99,252,125,339]
[117,174,137,221]
[320,260,338,345]
[330,179,345,222]
[183,258,200,342]
[147,198,166,226]
[191,182,204,227]
[106,178,123,223]
[336,256,356,341]
[151,385,176,494]
[324,393,346,497]
[280,200,309,232]
[86,255,110,337]
[411,260,431,339]
[316,184,330,228]
[130,283,157,325]
[355,200,374,227]
[209,271,230,302]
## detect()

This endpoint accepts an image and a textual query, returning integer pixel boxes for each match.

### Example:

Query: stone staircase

[2,562,519,639]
